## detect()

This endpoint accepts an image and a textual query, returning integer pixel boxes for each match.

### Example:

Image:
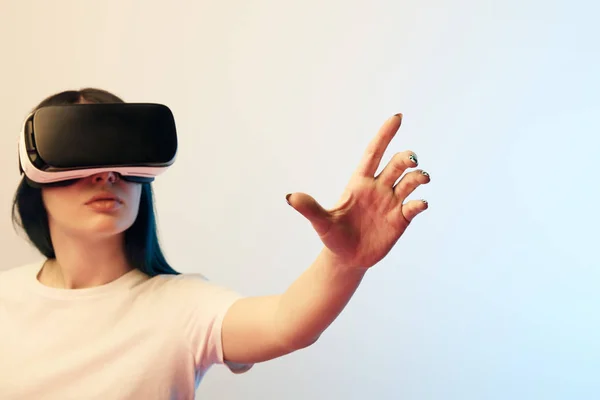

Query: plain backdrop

[1,1,598,399]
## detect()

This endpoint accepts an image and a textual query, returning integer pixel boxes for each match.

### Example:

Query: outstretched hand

[286,114,430,270]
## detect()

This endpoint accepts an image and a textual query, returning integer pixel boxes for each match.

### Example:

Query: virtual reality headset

[18,103,178,187]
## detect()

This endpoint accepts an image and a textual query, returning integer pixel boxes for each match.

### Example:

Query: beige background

[1,0,598,398]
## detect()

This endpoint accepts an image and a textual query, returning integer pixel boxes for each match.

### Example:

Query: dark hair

[12,88,179,276]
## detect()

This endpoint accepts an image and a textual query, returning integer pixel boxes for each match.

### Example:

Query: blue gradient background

[1,1,598,398]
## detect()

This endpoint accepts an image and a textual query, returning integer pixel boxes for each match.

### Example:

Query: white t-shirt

[0,260,252,399]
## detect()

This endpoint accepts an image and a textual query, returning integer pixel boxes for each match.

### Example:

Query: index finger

[354,113,403,178]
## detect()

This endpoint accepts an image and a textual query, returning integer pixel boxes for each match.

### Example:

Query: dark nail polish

[420,170,429,177]
[409,154,418,165]
[286,194,292,205]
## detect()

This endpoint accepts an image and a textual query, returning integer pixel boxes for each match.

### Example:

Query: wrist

[316,247,369,279]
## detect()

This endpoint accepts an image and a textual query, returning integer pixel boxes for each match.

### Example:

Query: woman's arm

[221,248,366,364]
[221,114,430,365]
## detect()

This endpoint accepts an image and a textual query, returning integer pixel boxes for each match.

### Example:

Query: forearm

[221,248,367,364]
[274,247,367,350]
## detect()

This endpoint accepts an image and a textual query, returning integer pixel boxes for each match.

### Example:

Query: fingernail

[409,153,418,166]
[421,199,429,205]
[420,170,430,177]
[286,193,292,205]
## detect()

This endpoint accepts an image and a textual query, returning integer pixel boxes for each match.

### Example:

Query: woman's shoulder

[0,261,42,296]
[0,261,40,283]
[149,271,210,287]
[142,272,244,317]
[146,271,241,298]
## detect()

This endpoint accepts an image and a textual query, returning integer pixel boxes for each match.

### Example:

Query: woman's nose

[91,171,119,184]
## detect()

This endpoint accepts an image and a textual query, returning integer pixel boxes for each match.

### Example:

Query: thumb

[286,192,332,235]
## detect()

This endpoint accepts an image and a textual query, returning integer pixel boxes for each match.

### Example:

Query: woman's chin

[49,212,137,242]
[75,219,134,239]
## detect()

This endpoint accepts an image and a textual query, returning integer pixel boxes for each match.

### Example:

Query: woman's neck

[38,232,133,289]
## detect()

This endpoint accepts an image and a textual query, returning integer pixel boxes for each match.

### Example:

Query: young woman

[0,88,431,399]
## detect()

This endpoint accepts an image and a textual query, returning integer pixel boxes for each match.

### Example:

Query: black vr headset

[18,103,178,187]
